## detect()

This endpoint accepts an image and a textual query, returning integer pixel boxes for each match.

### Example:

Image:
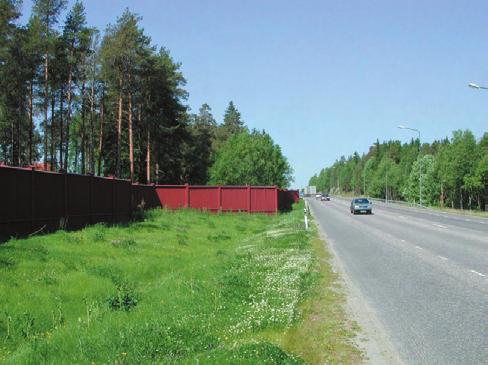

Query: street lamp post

[468,82,488,90]
[398,125,422,206]
[467,82,486,210]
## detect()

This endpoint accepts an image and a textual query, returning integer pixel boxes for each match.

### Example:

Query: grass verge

[429,206,488,218]
[0,202,361,364]
[282,231,363,364]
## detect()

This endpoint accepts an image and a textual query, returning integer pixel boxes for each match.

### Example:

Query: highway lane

[370,199,488,233]
[308,198,488,365]
[340,197,488,277]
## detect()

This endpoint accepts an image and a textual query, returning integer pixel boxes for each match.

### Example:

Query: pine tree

[32,0,67,170]
[62,0,88,170]
[184,103,217,184]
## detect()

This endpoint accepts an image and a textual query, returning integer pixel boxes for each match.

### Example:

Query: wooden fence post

[218,186,222,211]
[128,180,133,220]
[274,186,278,213]
[30,167,35,232]
[247,185,251,213]
[185,183,190,208]
[111,177,116,224]
[89,174,93,225]
[64,171,68,227]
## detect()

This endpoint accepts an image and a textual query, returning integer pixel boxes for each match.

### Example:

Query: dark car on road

[350,198,372,214]
[320,194,330,201]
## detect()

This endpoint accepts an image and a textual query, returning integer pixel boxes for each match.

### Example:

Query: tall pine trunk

[44,49,49,170]
[128,88,134,182]
[80,81,86,174]
[59,87,64,169]
[43,8,50,171]
[136,106,144,182]
[50,93,55,171]
[146,129,150,184]
[10,115,14,165]
[64,62,73,171]
[28,81,33,165]
[73,133,78,173]
[98,89,104,176]
[116,77,122,177]
[15,94,21,166]
[89,80,95,174]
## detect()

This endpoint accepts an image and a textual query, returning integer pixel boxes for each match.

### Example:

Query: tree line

[309,130,488,210]
[0,0,292,187]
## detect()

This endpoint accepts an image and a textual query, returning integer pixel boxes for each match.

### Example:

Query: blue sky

[21,0,488,188]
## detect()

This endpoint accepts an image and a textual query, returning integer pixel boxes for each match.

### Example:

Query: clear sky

[21,0,488,188]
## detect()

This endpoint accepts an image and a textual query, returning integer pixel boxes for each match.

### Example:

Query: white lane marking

[400,239,406,242]
[470,270,486,277]
[432,223,447,229]
[437,255,448,261]
[464,218,471,222]
[399,215,407,219]
[415,245,423,250]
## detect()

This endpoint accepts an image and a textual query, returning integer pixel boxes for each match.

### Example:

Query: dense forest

[309,130,488,211]
[0,0,292,187]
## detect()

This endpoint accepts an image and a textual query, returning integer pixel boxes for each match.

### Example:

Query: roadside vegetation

[429,205,488,218]
[0,203,361,364]
[310,130,488,211]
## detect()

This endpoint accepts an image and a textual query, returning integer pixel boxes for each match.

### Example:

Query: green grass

[282,232,363,364]
[0,203,361,364]
[429,205,488,218]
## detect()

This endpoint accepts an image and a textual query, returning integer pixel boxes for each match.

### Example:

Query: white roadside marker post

[304,207,309,230]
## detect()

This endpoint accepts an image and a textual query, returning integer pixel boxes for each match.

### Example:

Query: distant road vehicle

[321,194,330,201]
[304,186,317,197]
[315,194,322,199]
[350,198,372,214]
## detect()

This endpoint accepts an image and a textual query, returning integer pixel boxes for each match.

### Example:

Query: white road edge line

[415,245,423,250]
[470,270,486,277]
[432,223,448,229]
[437,255,448,261]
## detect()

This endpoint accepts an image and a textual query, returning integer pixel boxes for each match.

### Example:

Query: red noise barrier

[155,185,280,213]
[0,165,299,242]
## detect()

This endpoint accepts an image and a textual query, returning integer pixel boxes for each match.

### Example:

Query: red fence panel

[221,187,248,212]
[289,190,300,203]
[156,185,187,209]
[92,176,113,225]
[189,186,220,211]
[34,170,65,232]
[114,179,131,223]
[67,173,90,229]
[278,189,300,212]
[0,165,298,242]
[251,187,278,213]
[140,185,161,209]
[0,166,32,240]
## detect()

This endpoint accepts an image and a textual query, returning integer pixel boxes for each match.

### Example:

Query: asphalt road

[308,197,488,365]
